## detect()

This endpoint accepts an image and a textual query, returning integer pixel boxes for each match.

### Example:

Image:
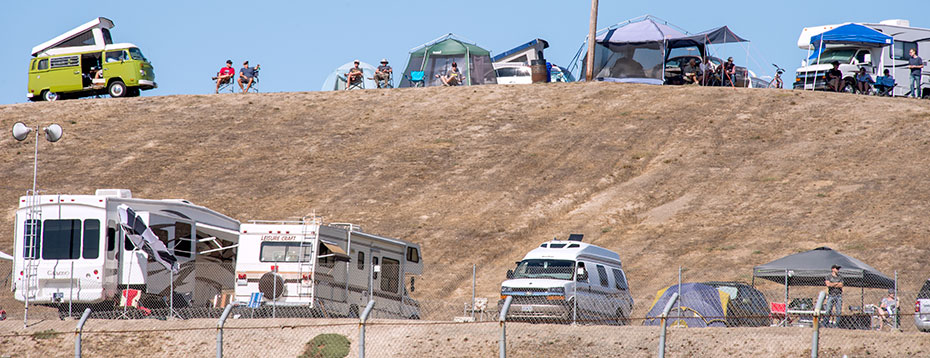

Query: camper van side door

[47,55,82,93]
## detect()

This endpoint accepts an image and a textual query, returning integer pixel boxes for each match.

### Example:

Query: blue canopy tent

[806,23,894,92]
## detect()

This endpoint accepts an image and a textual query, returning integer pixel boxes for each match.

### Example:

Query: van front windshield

[513,259,575,280]
[816,49,856,64]
[128,48,148,62]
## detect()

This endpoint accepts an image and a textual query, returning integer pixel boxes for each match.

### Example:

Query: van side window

[49,56,79,68]
[37,59,48,71]
[106,50,126,63]
[596,265,609,287]
[406,247,419,263]
[357,251,365,270]
[576,262,588,283]
[612,269,628,290]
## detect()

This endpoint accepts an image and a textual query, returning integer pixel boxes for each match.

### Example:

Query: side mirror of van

[801,59,808,67]
[506,270,514,279]
[576,267,588,281]
[863,53,872,65]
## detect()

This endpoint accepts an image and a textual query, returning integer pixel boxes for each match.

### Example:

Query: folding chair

[214,74,235,93]
[375,73,393,89]
[407,71,425,87]
[246,69,260,93]
[346,71,364,90]
[769,302,790,326]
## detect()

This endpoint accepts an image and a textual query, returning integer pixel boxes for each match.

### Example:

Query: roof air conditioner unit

[95,189,132,198]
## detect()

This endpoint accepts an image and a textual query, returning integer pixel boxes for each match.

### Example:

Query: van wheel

[108,80,127,98]
[42,90,59,102]
[616,308,629,326]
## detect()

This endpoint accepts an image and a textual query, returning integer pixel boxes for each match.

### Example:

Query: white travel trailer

[793,19,930,96]
[500,235,633,324]
[234,218,423,319]
[11,189,240,310]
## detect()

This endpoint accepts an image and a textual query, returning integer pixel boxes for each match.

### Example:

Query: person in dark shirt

[238,60,260,93]
[374,59,392,88]
[826,61,845,92]
[854,67,874,95]
[824,264,844,327]
[721,57,737,87]
[908,48,924,98]
[345,60,364,90]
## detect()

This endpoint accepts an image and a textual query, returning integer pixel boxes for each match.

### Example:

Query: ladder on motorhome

[22,190,42,300]
[296,220,318,300]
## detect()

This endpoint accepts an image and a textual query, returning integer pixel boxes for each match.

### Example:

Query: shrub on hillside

[298,333,350,358]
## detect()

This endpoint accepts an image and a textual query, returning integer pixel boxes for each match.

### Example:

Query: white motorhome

[234,218,422,319]
[11,189,240,311]
[499,235,633,324]
[793,19,930,96]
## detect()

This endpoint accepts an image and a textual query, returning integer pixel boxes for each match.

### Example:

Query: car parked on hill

[664,55,752,87]
[916,278,930,332]
[701,281,770,327]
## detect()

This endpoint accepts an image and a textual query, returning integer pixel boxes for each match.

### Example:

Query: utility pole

[585,0,599,81]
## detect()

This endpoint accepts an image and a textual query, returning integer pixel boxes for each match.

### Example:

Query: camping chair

[214,72,235,93]
[407,71,425,87]
[246,68,260,93]
[371,73,393,89]
[875,76,895,96]
[769,302,790,326]
[346,71,365,90]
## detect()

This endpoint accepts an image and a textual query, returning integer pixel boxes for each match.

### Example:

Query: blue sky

[2,1,929,104]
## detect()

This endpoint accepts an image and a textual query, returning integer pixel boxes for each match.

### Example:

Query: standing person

[238,60,260,93]
[824,264,844,327]
[214,60,235,94]
[908,48,924,98]
[374,59,393,88]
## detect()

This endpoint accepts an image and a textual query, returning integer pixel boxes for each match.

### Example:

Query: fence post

[658,292,679,358]
[499,295,513,358]
[811,291,826,358]
[216,302,237,358]
[359,300,376,358]
[74,307,91,358]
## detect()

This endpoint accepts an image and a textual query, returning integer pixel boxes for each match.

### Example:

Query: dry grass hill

[1,82,930,313]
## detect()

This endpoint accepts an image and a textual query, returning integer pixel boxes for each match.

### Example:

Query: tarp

[753,247,894,289]
[808,23,893,60]
[667,26,749,47]
[643,283,729,327]
[118,204,179,274]
[399,33,497,87]
[320,61,378,91]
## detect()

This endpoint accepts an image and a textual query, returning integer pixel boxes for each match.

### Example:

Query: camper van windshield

[513,259,575,280]
[816,49,856,64]
[128,48,147,62]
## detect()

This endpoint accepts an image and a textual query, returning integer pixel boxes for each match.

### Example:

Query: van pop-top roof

[32,17,115,57]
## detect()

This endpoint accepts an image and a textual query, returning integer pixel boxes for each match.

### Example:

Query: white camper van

[11,189,240,311]
[793,19,930,96]
[234,218,423,319]
[499,235,633,324]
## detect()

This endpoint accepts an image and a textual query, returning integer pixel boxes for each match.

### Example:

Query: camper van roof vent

[567,234,584,242]
[879,19,910,27]
[95,189,132,198]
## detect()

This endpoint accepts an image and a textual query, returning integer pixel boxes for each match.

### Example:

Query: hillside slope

[1,82,929,307]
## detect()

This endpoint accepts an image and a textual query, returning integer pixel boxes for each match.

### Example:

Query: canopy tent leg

[784,268,789,327]
[814,40,824,91]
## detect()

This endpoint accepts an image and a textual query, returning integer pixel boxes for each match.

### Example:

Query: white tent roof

[320,61,378,91]
[31,17,114,57]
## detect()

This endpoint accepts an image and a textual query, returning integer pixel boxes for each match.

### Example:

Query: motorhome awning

[808,23,893,59]
[197,223,240,243]
[320,241,351,262]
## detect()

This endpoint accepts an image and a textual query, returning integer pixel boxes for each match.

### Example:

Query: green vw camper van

[27,17,156,101]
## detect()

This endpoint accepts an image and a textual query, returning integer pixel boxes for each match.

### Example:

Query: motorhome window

[372,257,379,279]
[549,243,566,248]
[260,242,313,262]
[816,49,855,64]
[612,269,628,290]
[174,223,192,258]
[893,42,918,61]
[23,219,41,259]
[101,28,113,44]
[358,252,365,269]
[49,56,79,68]
[82,219,100,259]
[106,50,126,63]
[380,257,400,293]
[596,265,609,287]
[106,226,115,252]
[539,244,547,248]
[59,31,95,47]
[318,243,335,268]
[855,51,870,64]
[37,59,48,71]
[128,48,147,62]
[42,219,82,260]
[513,259,575,280]
[406,247,419,263]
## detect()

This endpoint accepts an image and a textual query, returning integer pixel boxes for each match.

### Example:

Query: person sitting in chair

[374,58,392,88]
[214,60,235,94]
[238,60,260,93]
[855,67,874,95]
[878,289,898,330]
[875,69,895,96]
[826,61,845,92]
[682,58,700,85]
[345,60,364,90]
[437,62,462,86]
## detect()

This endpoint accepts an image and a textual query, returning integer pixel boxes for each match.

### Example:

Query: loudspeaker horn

[44,124,63,142]
[12,122,32,141]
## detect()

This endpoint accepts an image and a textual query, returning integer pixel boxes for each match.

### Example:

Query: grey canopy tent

[753,246,894,288]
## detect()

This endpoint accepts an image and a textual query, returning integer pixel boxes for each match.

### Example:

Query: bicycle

[768,64,785,89]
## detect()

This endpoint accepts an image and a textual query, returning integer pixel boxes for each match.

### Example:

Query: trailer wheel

[108,80,127,98]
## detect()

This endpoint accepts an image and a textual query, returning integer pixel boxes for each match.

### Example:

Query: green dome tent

[399,33,497,87]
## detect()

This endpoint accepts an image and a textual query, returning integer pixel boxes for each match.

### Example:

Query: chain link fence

[2,263,930,357]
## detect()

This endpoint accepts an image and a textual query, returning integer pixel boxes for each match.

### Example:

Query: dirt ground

[2,82,930,355]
